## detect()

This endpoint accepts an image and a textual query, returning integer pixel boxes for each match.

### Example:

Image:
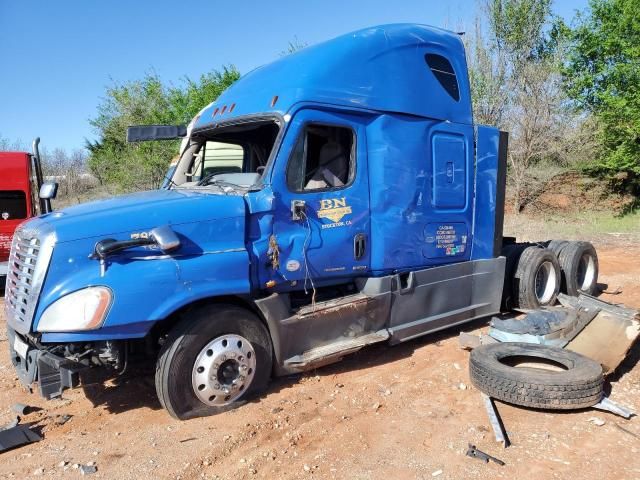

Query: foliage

[0,134,25,152]
[279,36,308,56]
[87,67,240,191]
[563,0,640,197]
[467,0,592,212]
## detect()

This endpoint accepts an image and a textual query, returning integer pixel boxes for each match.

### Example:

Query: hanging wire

[300,209,317,309]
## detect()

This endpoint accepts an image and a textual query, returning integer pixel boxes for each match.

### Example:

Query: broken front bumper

[6,326,84,399]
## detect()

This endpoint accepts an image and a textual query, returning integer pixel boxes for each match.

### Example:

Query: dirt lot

[1,243,639,480]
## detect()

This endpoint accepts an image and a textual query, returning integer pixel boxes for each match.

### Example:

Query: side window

[0,191,28,219]
[201,141,244,177]
[286,124,354,192]
[425,53,460,102]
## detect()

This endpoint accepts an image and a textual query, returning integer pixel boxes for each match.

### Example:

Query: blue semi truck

[4,24,599,419]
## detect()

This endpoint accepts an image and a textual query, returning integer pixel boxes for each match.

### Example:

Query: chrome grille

[4,224,54,334]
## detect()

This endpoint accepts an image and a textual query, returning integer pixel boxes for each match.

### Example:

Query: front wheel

[155,304,273,420]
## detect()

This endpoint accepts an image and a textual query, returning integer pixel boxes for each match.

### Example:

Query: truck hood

[38,189,246,243]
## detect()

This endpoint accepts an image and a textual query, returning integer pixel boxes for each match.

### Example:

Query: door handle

[354,233,366,260]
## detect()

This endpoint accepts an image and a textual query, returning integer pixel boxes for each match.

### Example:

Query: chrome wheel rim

[191,334,256,406]
[534,260,557,304]
[577,253,596,292]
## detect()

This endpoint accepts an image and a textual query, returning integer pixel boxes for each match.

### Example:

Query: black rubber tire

[512,246,561,309]
[558,241,599,296]
[500,243,529,311]
[469,342,604,410]
[546,239,569,257]
[155,304,273,420]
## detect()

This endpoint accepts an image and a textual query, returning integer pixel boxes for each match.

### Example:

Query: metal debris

[0,418,42,453]
[481,394,510,447]
[53,414,72,425]
[12,403,32,416]
[79,465,97,475]
[466,443,505,466]
[592,397,635,419]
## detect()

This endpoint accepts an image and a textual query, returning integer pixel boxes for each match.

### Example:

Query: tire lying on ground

[558,241,599,296]
[512,246,561,309]
[469,342,604,410]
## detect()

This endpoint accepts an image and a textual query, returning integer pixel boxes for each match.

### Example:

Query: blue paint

[193,24,472,129]
[8,24,504,344]
[471,126,502,260]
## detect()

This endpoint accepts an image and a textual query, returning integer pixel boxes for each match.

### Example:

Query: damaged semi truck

[4,24,599,419]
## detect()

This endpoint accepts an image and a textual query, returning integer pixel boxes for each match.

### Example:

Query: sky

[0,0,589,152]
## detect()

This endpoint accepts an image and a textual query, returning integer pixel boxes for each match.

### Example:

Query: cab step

[284,329,390,367]
[295,293,371,318]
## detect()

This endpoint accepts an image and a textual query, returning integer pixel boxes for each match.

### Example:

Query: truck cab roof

[194,23,472,131]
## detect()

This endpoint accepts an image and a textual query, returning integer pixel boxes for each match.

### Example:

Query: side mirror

[39,181,58,200]
[150,225,181,253]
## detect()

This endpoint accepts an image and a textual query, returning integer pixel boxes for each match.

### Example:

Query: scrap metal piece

[466,443,505,466]
[458,332,498,350]
[79,465,97,475]
[12,403,31,416]
[0,417,19,432]
[481,393,510,448]
[562,294,640,375]
[488,306,598,348]
[0,423,42,452]
[592,397,635,419]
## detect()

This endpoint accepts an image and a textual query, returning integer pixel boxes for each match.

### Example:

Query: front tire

[155,304,272,420]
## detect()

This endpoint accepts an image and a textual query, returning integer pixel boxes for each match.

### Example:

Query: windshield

[169,119,280,190]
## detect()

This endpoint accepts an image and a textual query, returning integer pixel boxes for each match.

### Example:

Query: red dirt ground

[0,243,638,480]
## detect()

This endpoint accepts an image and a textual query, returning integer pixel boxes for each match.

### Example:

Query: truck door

[267,109,370,286]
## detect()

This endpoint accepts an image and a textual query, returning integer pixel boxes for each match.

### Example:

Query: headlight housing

[37,287,113,332]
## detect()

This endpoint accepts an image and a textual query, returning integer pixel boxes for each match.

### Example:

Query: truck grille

[4,225,54,333]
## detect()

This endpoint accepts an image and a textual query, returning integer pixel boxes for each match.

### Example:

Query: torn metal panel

[488,306,599,347]
[284,329,390,368]
[563,295,640,375]
[0,423,42,452]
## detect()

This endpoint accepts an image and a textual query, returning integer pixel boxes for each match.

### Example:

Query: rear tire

[513,246,561,309]
[546,239,569,257]
[500,243,529,311]
[155,304,272,420]
[558,241,599,296]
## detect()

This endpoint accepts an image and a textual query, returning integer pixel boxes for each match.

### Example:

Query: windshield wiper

[197,176,241,193]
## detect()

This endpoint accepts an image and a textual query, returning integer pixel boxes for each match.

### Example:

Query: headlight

[37,287,112,332]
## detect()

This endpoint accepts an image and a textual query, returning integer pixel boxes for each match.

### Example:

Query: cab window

[0,191,27,220]
[286,124,354,192]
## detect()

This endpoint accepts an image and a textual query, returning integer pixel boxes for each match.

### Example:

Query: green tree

[87,67,240,190]
[563,0,640,197]
[468,0,586,212]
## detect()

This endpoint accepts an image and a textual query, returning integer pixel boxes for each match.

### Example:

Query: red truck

[0,139,56,283]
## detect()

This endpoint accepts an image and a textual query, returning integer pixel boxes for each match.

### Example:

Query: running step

[284,329,390,367]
